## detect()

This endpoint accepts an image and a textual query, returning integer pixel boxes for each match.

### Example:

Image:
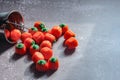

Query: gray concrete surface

[0,0,120,80]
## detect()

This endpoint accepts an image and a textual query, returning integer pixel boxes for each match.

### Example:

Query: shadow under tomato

[46,69,57,77]
[24,63,57,79]
[64,48,76,56]
[34,70,46,78]
[27,63,46,78]
[62,39,66,47]
[23,51,32,63]
[9,53,24,63]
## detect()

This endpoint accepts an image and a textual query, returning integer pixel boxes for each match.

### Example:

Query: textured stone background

[0,0,120,80]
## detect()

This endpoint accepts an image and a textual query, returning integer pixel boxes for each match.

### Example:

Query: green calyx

[31,27,38,31]
[32,44,39,50]
[41,28,48,32]
[50,57,57,63]
[59,23,65,28]
[37,60,46,65]
[39,23,45,29]
[31,41,35,45]
[16,43,24,49]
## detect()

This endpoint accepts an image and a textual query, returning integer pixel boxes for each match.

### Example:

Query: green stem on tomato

[41,27,48,32]
[59,23,65,28]
[16,43,24,49]
[50,57,57,63]
[31,27,38,31]
[39,23,45,29]
[32,44,39,50]
[37,60,46,65]
[31,41,35,45]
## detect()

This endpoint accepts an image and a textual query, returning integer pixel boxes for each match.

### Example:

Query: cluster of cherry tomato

[5,21,78,72]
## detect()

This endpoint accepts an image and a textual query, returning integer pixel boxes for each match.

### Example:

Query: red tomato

[48,57,59,70]
[59,23,69,34]
[30,44,40,55]
[28,27,38,35]
[24,38,35,49]
[32,31,44,44]
[65,37,78,49]
[15,43,26,55]
[36,60,48,72]
[40,40,52,49]
[64,30,75,40]
[21,32,32,42]
[10,29,21,42]
[40,47,53,60]
[51,26,62,39]
[32,52,44,63]
[44,33,56,43]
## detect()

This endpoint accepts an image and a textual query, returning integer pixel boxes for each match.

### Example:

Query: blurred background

[0,0,120,80]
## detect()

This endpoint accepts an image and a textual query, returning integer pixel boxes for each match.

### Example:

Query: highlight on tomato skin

[51,25,62,39]
[65,37,78,49]
[47,29,51,34]
[64,30,76,40]
[10,29,21,42]
[40,40,52,49]
[15,43,26,55]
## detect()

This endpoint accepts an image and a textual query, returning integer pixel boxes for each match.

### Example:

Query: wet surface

[0,0,120,80]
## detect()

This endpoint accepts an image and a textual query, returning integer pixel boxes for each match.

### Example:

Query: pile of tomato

[5,21,78,72]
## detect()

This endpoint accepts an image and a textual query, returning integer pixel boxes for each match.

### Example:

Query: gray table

[0,0,120,80]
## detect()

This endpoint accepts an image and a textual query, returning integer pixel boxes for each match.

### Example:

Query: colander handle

[0,12,9,27]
